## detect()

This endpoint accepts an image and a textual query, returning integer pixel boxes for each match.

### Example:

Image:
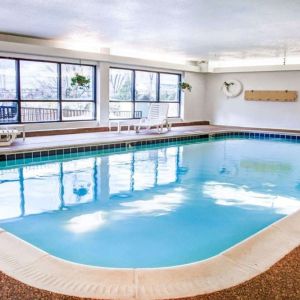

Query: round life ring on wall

[222,80,243,98]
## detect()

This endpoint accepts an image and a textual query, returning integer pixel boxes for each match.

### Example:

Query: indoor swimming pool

[0,136,299,268]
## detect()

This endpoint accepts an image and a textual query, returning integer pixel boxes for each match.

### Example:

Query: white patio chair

[135,103,171,133]
[0,127,20,146]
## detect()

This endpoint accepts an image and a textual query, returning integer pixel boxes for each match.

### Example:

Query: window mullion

[157,72,160,102]
[133,70,136,119]
[93,66,97,120]
[16,59,21,123]
[178,74,182,117]
[58,63,62,121]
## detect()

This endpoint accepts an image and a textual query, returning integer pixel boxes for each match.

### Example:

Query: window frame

[109,67,181,120]
[0,58,19,124]
[0,56,97,124]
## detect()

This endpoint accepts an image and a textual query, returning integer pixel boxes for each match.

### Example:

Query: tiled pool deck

[0,125,222,154]
[0,124,299,299]
[2,124,300,162]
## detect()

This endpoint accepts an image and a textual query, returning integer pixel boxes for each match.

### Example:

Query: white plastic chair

[135,103,171,133]
[0,127,19,146]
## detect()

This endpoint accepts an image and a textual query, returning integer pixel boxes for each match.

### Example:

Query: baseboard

[25,121,210,137]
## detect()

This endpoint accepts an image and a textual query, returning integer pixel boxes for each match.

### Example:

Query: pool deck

[1,124,299,155]
[0,124,227,154]
[0,124,300,299]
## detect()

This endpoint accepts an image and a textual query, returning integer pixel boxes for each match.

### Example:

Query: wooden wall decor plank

[244,90,297,102]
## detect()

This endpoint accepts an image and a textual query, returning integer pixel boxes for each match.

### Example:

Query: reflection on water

[203,181,300,214]
[1,141,300,223]
[0,147,182,221]
[66,211,107,233]
[65,187,186,234]
[240,160,292,173]
[118,187,185,216]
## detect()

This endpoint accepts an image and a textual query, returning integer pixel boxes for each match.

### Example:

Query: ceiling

[0,0,300,63]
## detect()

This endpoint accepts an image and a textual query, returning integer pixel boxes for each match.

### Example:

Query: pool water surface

[0,137,299,268]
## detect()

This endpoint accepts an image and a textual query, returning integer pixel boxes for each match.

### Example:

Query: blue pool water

[0,137,300,268]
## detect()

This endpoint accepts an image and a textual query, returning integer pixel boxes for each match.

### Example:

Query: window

[0,57,96,124]
[62,102,94,121]
[109,68,181,119]
[159,74,180,102]
[109,68,133,101]
[61,63,95,121]
[134,102,151,119]
[0,102,18,124]
[21,102,60,122]
[0,59,17,100]
[61,64,94,100]
[0,59,18,124]
[20,61,60,123]
[135,71,157,101]
[20,61,58,100]
[109,102,134,119]
[109,69,134,119]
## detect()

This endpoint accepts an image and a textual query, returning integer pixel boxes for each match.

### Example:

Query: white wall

[183,72,207,122]
[205,71,300,130]
[98,62,110,125]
